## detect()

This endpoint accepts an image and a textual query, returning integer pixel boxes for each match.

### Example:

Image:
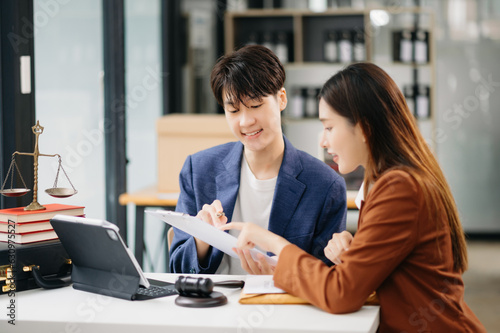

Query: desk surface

[119,185,179,207]
[1,273,379,333]
[120,186,358,210]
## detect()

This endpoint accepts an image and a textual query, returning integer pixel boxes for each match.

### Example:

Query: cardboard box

[157,114,235,193]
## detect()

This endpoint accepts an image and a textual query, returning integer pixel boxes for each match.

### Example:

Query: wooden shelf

[225,10,369,62]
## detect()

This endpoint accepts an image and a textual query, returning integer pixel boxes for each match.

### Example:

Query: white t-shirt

[216,154,277,275]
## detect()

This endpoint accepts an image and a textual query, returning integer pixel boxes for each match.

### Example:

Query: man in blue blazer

[169,45,346,274]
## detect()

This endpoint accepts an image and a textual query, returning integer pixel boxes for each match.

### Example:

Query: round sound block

[175,291,227,308]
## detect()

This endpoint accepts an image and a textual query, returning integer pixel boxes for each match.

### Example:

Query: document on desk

[243,275,285,294]
[146,209,277,266]
[239,275,309,305]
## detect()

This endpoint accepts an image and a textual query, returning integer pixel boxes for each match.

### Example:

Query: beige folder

[239,290,379,306]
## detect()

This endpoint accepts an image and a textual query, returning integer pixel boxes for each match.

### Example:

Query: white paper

[243,275,285,294]
[146,209,278,266]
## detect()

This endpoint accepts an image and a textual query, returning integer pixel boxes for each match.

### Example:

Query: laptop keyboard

[133,285,178,300]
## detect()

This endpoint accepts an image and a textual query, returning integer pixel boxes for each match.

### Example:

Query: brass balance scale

[0,121,77,211]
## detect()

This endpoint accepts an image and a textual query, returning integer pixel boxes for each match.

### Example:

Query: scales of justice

[0,121,78,211]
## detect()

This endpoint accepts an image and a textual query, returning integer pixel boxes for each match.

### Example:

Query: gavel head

[175,276,214,297]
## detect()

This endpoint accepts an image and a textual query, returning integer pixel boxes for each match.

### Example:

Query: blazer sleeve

[312,177,347,265]
[273,172,420,314]
[169,155,223,274]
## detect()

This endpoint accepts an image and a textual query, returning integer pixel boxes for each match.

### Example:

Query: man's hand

[194,200,227,260]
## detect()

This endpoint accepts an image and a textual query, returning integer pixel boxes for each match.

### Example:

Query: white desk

[0,273,379,333]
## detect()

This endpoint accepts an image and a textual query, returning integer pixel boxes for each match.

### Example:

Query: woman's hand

[233,248,276,275]
[324,230,353,265]
[219,222,291,260]
[194,200,227,260]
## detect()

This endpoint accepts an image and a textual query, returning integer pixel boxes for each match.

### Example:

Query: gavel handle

[213,280,245,289]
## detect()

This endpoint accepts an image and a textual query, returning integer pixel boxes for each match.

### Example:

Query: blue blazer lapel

[268,137,306,237]
[215,142,243,222]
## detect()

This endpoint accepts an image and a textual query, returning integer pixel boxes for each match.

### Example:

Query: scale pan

[0,188,31,197]
[45,188,77,198]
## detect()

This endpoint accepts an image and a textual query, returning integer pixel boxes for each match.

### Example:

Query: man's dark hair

[210,45,286,108]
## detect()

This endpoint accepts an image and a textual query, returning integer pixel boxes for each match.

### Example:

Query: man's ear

[279,87,287,112]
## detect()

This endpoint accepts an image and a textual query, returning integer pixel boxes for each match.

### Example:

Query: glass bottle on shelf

[305,88,318,118]
[414,29,428,64]
[403,84,415,116]
[275,31,289,64]
[323,31,338,63]
[327,0,338,9]
[262,31,275,54]
[353,30,366,62]
[399,29,413,63]
[338,30,353,63]
[227,0,248,11]
[263,0,274,9]
[351,0,365,8]
[337,0,352,7]
[308,0,328,11]
[289,87,305,119]
[246,31,259,46]
[416,85,430,119]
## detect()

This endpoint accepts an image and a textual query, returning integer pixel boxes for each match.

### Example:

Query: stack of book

[0,204,85,244]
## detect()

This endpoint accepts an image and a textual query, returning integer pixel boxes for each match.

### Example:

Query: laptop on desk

[50,215,177,300]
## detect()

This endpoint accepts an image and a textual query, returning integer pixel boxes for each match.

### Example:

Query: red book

[0,204,85,223]
[0,215,85,233]
[0,229,59,244]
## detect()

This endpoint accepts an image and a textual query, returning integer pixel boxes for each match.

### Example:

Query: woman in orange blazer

[221,63,486,332]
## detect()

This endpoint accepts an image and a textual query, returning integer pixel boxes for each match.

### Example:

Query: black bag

[0,239,72,294]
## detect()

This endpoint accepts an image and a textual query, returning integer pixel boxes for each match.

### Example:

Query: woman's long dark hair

[320,62,467,273]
